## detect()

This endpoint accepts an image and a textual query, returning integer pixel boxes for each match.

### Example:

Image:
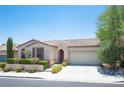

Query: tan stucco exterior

[56,41,69,62]
[17,41,57,64]
[16,39,100,65]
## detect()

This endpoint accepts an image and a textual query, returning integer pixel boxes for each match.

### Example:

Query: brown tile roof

[44,40,61,46]
[0,38,100,51]
[17,39,37,48]
[45,38,100,47]
[17,39,57,48]
[25,40,57,48]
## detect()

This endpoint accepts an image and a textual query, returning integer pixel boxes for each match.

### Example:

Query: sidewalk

[0,66,124,84]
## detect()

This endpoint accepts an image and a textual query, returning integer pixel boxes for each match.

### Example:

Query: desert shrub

[19,59,33,64]
[32,57,39,64]
[52,65,62,74]
[37,60,49,69]
[0,63,6,69]
[16,67,23,72]
[3,67,11,72]
[23,48,31,58]
[62,60,68,66]
[7,58,16,64]
[28,68,37,73]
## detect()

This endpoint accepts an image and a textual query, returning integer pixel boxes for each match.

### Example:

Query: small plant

[7,58,16,64]
[0,68,2,71]
[62,60,68,66]
[37,60,49,69]
[28,68,37,73]
[0,63,6,69]
[19,59,33,64]
[32,57,39,64]
[52,65,62,74]
[16,67,23,73]
[3,67,11,72]
[23,48,31,58]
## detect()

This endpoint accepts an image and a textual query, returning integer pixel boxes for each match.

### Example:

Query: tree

[118,6,124,21]
[7,37,14,58]
[96,6,124,65]
[118,6,124,42]
[97,41,120,64]
[96,6,122,44]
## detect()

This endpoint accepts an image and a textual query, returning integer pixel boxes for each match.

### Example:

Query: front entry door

[58,49,64,64]
[37,48,44,60]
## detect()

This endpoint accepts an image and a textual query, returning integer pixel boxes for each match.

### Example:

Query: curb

[0,76,43,79]
[0,76,124,85]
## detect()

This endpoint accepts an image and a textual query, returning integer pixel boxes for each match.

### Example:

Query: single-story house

[17,38,100,65]
[0,44,18,62]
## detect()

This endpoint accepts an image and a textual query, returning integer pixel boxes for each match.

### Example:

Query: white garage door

[69,51,99,65]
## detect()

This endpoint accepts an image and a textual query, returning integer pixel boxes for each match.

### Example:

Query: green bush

[97,42,121,65]
[19,59,33,64]
[62,60,68,66]
[7,58,16,64]
[16,67,23,73]
[0,63,6,69]
[52,65,62,74]
[28,68,37,73]
[37,60,49,69]
[3,67,11,72]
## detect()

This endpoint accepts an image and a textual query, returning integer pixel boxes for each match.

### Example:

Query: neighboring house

[0,44,18,62]
[17,38,100,65]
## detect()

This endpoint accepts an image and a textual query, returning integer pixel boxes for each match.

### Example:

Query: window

[21,49,25,58]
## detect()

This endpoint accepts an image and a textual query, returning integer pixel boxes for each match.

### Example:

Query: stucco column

[18,49,22,58]
[57,41,69,63]
[63,47,69,62]
[49,47,56,65]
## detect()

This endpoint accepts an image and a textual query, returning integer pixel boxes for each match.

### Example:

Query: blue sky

[0,5,106,44]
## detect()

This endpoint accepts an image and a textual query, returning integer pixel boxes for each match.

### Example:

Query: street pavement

[0,77,124,87]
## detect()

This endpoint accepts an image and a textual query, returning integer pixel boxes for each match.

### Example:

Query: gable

[17,39,57,49]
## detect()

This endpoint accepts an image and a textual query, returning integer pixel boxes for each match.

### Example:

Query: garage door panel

[69,51,99,65]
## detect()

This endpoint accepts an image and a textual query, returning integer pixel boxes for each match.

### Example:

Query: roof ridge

[63,38,98,41]
[45,38,98,42]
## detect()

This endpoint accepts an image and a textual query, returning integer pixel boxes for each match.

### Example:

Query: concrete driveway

[42,66,124,83]
[0,66,124,84]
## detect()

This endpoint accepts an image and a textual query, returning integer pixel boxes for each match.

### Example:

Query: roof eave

[68,45,100,48]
